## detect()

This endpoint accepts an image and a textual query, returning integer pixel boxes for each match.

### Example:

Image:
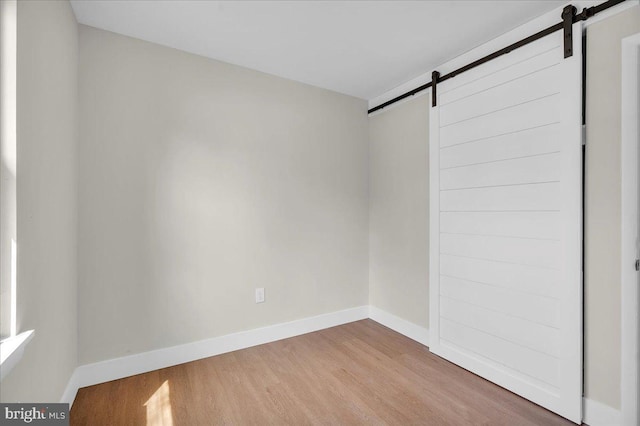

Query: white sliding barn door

[429,24,583,423]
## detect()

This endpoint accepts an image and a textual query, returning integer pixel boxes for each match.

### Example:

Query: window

[0,0,32,381]
[1,0,17,341]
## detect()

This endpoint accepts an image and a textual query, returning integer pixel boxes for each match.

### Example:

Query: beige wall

[0,0,78,402]
[584,5,640,410]
[77,25,369,364]
[368,96,429,327]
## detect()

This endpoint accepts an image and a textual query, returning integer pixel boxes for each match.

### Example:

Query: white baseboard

[60,305,369,406]
[60,368,81,407]
[368,306,429,346]
[64,306,619,426]
[583,397,621,426]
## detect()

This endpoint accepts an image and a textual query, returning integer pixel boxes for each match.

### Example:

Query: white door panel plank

[440,64,561,127]
[440,46,560,104]
[440,296,562,358]
[440,254,559,299]
[439,123,561,169]
[440,182,560,212]
[440,232,560,269]
[440,211,561,240]
[440,319,561,388]
[440,152,560,191]
[440,275,560,328]
[440,94,560,148]
[439,34,560,99]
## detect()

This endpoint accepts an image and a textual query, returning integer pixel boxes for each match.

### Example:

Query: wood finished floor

[71,319,577,425]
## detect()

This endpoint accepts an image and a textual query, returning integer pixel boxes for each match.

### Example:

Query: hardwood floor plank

[70,319,577,425]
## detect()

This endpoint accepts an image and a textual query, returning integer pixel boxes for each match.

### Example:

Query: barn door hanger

[431,71,440,107]
[562,5,577,58]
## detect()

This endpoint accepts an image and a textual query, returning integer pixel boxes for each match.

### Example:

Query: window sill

[0,330,34,381]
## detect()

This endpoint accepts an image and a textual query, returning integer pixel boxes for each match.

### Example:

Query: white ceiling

[70,0,566,100]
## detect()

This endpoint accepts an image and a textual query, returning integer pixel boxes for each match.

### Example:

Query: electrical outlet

[255,288,265,303]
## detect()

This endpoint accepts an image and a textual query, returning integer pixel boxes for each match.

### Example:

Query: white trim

[60,306,368,406]
[368,306,429,346]
[367,1,638,111]
[621,31,640,426]
[583,398,622,426]
[60,368,81,407]
[0,330,34,382]
[428,86,440,356]
[9,239,16,337]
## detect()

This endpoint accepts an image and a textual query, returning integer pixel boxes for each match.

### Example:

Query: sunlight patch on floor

[144,380,173,426]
